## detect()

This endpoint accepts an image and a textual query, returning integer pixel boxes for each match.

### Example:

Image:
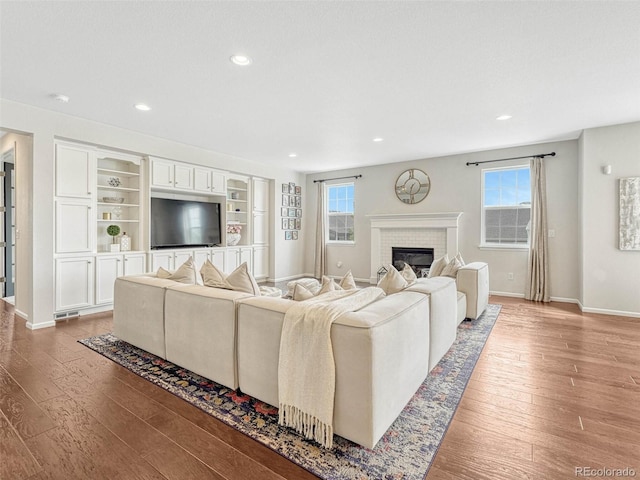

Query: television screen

[151,197,221,249]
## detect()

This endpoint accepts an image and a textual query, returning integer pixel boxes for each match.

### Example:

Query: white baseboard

[270,273,311,283]
[550,296,580,305]
[14,308,29,321]
[26,320,56,330]
[489,290,525,298]
[579,305,640,319]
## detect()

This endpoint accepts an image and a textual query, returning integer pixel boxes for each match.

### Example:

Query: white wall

[305,140,581,301]
[0,131,32,320]
[1,99,305,327]
[579,121,640,316]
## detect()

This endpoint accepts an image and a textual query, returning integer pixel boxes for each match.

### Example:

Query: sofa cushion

[285,278,321,298]
[428,254,449,278]
[157,256,200,284]
[318,275,342,295]
[293,283,316,301]
[377,265,408,295]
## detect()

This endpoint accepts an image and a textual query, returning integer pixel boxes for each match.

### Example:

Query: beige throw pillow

[441,257,463,278]
[293,283,316,301]
[225,262,261,295]
[401,263,417,284]
[200,260,228,288]
[318,275,342,295]
[377,265,408,295]
[156,257,199,284]
[339,270,358,290]
[200,260,260,296]
[428,254,449,278]
[455,252,465,266]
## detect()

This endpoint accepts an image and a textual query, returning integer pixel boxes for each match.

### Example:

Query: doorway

[1,145,15,301]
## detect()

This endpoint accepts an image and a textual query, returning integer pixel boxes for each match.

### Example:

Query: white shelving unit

[226,176,250,246]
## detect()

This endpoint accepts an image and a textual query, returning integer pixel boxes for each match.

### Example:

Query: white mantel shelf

[368,212,463,283]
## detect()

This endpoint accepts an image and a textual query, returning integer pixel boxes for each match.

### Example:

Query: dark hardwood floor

[1,296,638,479]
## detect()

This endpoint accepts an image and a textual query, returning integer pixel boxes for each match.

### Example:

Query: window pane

[485,171,500,188]
[484,188,500,206]
[501,170,517,187]
[326,183,355,242]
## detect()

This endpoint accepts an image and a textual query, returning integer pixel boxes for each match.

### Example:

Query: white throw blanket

[278,287,385,448]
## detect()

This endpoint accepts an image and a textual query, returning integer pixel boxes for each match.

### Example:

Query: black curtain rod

[466,152,556,166]
[313,174,362,183]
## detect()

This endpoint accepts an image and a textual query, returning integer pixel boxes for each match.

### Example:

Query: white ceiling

[1,1,639,172]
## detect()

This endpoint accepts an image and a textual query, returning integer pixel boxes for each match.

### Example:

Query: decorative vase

[120,232,131,252]
[227,233,241,246]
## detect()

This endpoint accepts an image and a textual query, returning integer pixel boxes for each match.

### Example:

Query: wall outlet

[548,229,555,237]
[507,273,514,280]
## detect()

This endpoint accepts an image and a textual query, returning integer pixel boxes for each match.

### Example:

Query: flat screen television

[150,197,221,249]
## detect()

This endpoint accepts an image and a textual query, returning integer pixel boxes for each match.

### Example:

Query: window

[326,182,355,242]
[481,166,531,246]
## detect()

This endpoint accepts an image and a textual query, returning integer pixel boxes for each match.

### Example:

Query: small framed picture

[292,231,299,240]
[288,218,295,230]
[295,218,301,230]
[285,231,292,240]
[288,207,296,217]
[282,195,289,206]
[289,196,296,207]
[295,186,301,195]
[295,196,301,208]
[282,183,289,194]
[289,182,296,194]
[281,218,288,229]
[281,207,287,216]
[296,208,302,217]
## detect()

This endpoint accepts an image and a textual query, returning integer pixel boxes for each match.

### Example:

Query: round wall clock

[395,168,430,204]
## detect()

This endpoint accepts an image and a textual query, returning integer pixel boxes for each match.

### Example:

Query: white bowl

[103,197,124,204]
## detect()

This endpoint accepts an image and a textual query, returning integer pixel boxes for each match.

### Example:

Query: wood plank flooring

[0,297,638,479]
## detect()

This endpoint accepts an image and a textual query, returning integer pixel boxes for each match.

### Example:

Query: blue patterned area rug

[79,304,501,480]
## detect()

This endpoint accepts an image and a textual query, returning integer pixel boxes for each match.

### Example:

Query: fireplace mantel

[367,212,463,283]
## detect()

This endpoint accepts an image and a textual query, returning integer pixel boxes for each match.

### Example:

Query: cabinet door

[95,255,123,305]
[174,164,194,190]
[210,249,225,271]
[150,251,174,271]
[239,247,253,272]
[252,178,269,212]
[225,248,240,273]
[193,168,211,192]
[55,143,94,198]
[55,200,93,253]
[211,171,226,194]
[253,246,268,279]
[55,256,94,311]
[193,249,210,270]
[123,253,146,276]
[174,250,193,266]
[252,212,268,245]
[151,159,174,188]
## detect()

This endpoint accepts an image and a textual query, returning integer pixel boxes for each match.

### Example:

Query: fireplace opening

[392,247,435,278]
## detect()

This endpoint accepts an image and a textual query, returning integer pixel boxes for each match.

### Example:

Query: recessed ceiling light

[496,114,512,121]
[53,94,70,103]
[230,54,252,66]
[288,153,297,158]
[373,137,384,142]
[134,103,151,111]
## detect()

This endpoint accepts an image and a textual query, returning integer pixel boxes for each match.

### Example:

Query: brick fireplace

[367,212,463,283]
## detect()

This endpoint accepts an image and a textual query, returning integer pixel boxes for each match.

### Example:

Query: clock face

[395,168,430,204]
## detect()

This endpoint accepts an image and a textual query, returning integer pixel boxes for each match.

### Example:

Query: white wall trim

[270,273,309,283]
[489,290,524,298]
[26,320,55,330]
[579,305,640,319]
[15,308,29,320]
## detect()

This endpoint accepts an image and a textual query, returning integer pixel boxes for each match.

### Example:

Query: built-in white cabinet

[55,143,95,198]
[252,212,268,245]
[95,253,146,305]
[194,168,227,195]
[210,248,225,271]
[151,157,226,195]
[55,256,94,311]
[253,246,268,280]
[150,250,174,271]
[55,200,94,253]
[252,178,269,212]
[174,163,194,190]
[225,246,252,273]
[150,158,174,188]
[193,249,210,270]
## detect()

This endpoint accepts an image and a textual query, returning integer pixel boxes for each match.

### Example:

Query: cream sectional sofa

[113,271,470,448]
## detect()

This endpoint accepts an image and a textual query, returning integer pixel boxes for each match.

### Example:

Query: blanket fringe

[279,403,334,449]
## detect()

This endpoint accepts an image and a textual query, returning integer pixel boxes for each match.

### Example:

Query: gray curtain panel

[525,156,550,302]
[314,181,326,279]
